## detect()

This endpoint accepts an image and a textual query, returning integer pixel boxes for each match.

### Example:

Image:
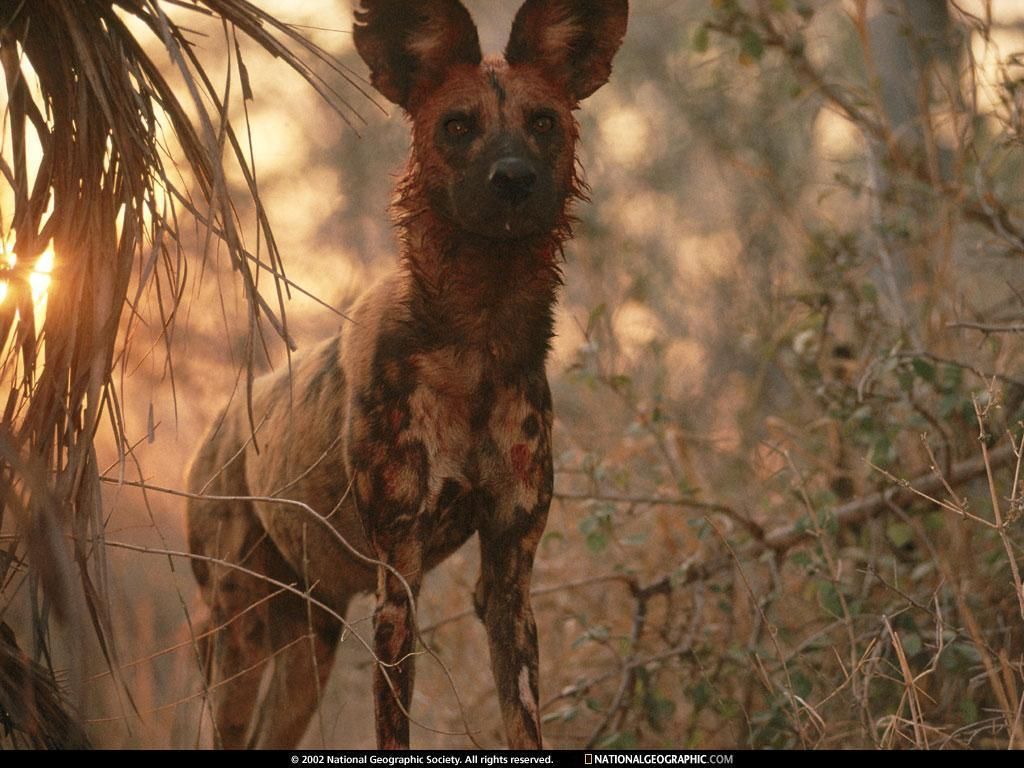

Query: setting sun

[0,243,55,311]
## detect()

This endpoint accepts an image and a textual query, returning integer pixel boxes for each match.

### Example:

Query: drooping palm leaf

[0,0,367,742]
[0,621,90,748]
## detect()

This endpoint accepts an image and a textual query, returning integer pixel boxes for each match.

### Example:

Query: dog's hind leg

[188,413,280,748]
[189,502,276,749]
[247,587,343,748]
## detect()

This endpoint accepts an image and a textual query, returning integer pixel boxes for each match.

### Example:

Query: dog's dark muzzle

[447,137,560,240]
[489,157,538,205]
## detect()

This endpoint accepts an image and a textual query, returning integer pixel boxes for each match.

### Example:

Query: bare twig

[947,321,1024,334]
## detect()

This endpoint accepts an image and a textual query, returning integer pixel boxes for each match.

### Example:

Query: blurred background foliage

[3,0,1024,750]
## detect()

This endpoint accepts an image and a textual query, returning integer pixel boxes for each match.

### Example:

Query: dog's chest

[405,348,551,517]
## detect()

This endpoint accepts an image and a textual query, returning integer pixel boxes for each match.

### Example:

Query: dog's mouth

[487,207,545,240]
[450,191,558,243]
[470,216,547,242]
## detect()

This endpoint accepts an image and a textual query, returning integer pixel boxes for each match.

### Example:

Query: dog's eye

[445,117,471,137]
[531,114,555,135]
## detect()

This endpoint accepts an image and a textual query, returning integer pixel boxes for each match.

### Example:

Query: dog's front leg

[371,531,423,750]
[474,441,552,750]
[353,449,428,749]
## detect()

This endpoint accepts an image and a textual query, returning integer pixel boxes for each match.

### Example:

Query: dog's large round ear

[353,0,483,110]
[505,0,628,103]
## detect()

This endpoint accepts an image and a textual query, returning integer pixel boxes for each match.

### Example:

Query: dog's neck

[391,181,566,377]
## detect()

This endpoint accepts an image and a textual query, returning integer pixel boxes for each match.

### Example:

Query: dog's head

[354,0,628,242]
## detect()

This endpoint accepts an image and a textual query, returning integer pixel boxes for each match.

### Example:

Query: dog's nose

[489,157,537,203]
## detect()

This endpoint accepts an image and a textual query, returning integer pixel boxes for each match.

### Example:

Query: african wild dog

[186,0,628,750]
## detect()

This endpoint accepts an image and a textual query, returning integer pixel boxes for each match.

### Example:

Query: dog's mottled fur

[186,0,627,750]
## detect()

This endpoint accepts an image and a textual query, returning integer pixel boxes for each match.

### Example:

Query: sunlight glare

[0,243,56,315]
[30,247,54,303]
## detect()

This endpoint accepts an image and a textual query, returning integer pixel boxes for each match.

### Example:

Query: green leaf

[714,696,740,718]
[940,363,964,393]
[954,642,982,664]
[938,393,960,418]
[691,680,712,708]
[647,697,676,731]
[960,698,979,723]
[870,433,895,465]
[693,25,710,53]
[586,531,608,553]
[791,671,812,699]
[911,358,936,383]
[609,374,632,390]
[817,580,843,617]
[900,631,923,657]
[886,521,914,549]
[740,28,765,61]
[790,550,812,568]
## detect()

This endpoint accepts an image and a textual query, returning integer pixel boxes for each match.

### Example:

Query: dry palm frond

[0,0,367,743]
[0,621,90,748]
